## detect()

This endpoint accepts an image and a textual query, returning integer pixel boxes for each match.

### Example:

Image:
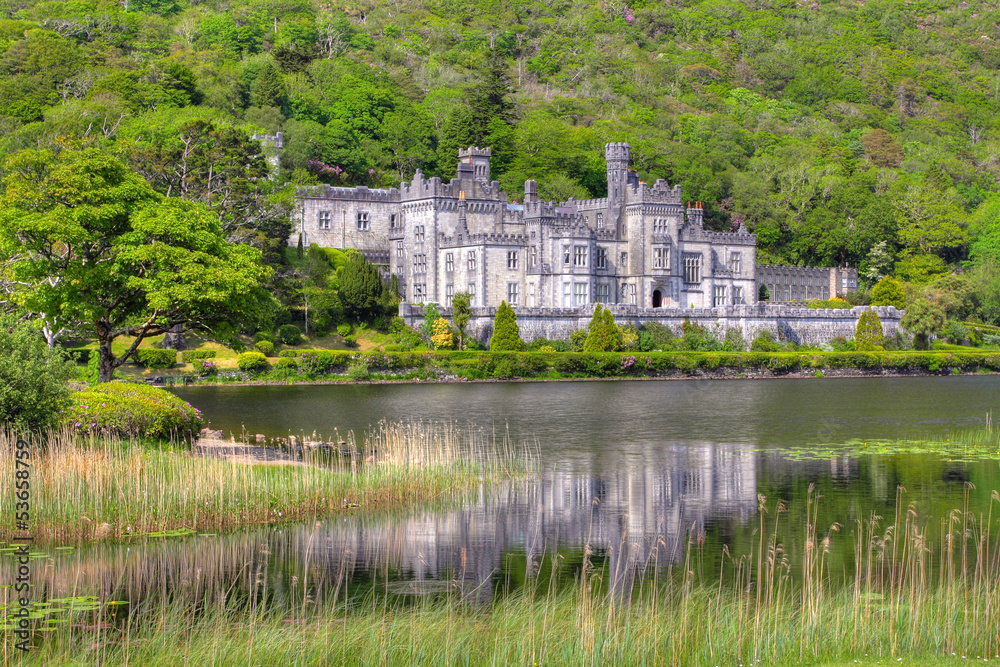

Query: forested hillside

[1,0,999,325]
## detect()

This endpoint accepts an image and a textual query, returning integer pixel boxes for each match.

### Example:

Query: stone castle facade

[297,143,758,310]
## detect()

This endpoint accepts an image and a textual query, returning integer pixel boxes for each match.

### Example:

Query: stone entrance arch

[652,290,662,308]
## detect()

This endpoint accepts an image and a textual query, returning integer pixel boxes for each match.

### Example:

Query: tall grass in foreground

[0,422,532,542]
[5,487,999,665]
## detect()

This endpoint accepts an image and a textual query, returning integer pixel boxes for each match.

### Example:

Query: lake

[18,377,1000,612]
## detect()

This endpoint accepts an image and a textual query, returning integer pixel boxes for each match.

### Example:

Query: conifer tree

[339,251,384,320]
[584,305,623,352]
[489,301,523,351]
[855,309,885,351]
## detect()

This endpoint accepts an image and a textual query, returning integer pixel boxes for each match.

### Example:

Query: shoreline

[164,366,998,389]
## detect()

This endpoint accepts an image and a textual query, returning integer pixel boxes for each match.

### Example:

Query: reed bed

[0,422,532,543]
[4,486,999,665]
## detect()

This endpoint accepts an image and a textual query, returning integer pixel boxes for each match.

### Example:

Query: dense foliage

[3,0,1000,349]
[65,382,201,439]
[0,315,74,430]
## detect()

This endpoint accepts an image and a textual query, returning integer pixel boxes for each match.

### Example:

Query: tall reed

[0,421,532,543]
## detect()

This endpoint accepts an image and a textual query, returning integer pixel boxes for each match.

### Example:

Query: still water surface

[25,377,1000,611]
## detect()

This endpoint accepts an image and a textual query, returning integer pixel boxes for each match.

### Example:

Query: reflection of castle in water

[19,443,763,609]
[331,442,758,599]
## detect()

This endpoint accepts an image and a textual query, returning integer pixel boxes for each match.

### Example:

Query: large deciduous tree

[0,148,273,382]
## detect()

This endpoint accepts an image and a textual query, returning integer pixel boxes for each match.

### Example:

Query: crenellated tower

[605,142,630,238]
[458,146,492,181]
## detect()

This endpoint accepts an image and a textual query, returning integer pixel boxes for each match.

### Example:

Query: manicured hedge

[190,348,1000,382]
[181,349,217,363]
[133,348,177,369]
[237,351,269,372]
[64,382,201,439]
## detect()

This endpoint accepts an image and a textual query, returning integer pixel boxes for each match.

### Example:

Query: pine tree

[583,304,622,352]
[339,251,384,320]
[489,301,523,351]
[855,309,885,351]
[436,50,517,179]
[250,62,286,109]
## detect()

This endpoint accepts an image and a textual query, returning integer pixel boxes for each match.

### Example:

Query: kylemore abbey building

[292,141,884,345]
[297,143,762,310]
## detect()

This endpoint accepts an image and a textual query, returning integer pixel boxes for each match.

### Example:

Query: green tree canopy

[0,314,74,431]
[0,148,273,382]
[870,276,906,309]
[900,297,946,350]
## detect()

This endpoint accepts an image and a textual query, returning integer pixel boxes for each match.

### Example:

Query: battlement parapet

[437,232,528,248]
[298,184,400,202]
[679,225,756,245]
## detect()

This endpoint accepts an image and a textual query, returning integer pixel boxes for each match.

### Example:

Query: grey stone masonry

[296,142,759,310]
[756,265,859,303]
[400,302,904,348]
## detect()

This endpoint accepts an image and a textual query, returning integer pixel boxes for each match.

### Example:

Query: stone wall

[399,302,905,347]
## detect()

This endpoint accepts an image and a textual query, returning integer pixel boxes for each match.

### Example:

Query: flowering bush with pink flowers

[63,382,202,440]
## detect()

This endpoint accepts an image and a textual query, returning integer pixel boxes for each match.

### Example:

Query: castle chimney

[524,179,538,204]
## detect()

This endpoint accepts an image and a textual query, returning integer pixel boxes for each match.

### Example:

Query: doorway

[652,290,662,308]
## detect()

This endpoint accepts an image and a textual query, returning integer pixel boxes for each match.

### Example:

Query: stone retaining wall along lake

[399,302,906,347]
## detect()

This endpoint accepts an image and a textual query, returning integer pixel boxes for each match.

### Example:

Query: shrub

[639,322,675,351]
[855,309,885,351]
[0,316,75,431]
[253,331,276,345]
[750,330,781,352]
[569,329,588,351]
[830,336,855,352]
[64,382,201,439]
[274,357,297,370]
[199,359,217,376]
[871,276,906,309]
[343,335,358,348]
[181,349,217,363]
[431,318,455,349]
[237,351,269,372]
[489,301,524,351]
[337,323,352,337]
[807,298,852,309]
[723,327,746,352]
[254,340,275,356]
[384,343,404,352]
[347,362,370,381]
[945,321,968,345]
[133,348,177,369]
[297,350,350,374]
[277,324,303,346]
